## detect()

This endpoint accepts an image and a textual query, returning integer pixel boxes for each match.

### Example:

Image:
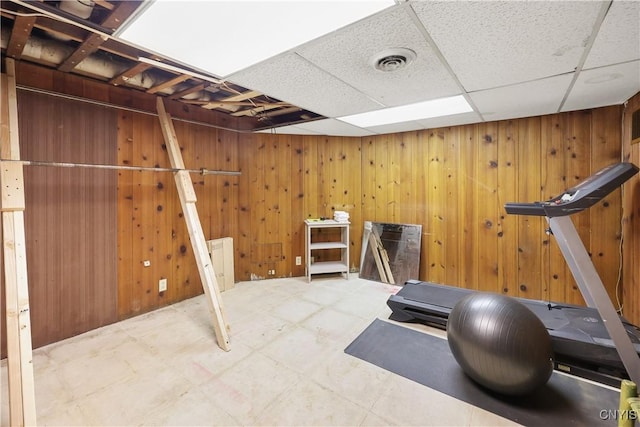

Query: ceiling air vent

[372,48,416,72]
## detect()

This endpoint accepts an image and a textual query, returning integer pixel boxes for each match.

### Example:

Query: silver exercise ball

[447,292,554,396]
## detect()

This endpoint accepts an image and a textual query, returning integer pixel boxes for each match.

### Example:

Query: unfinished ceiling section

[1,1,639,136]
[0,0,323,131]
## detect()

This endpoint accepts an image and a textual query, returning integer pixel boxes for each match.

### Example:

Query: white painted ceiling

[224,0,640,136]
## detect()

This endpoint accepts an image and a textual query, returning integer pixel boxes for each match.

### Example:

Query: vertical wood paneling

[9,71,637,349]
[443,128,460,287]
[459,125,479,290]
[11,90,118,352]
[341,137,363,271]
[497,120,518,296]
[590,106,623,307]
[540,114,570,302]
[477,123,499,293]
[622,92,640,326]
[361,138,377,223]
[237,133,253,279]
[426,130,445,283]
[116,112,239,318]
[516,117,543,299]
[564,111,592,305]
[291,137,305,277]
[117,110,134,317]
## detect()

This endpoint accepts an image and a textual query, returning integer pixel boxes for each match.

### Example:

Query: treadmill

[387,162,640,387]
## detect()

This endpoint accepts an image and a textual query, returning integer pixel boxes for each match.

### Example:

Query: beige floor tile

[301,306,370,345]
[0,277,527,426]
[469,406,523,426]
[371,372,475,426]
[310,349,391,410]
[231,311,294,350]
[269,297,323,324]
[199,351,300,424]
[257,379,368,426]
[142,387,239,426]
[260,325,335,374]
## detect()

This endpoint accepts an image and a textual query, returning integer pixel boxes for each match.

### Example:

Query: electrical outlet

[143,260,151,267]
[159,278,167,292]
[295,256,302,266]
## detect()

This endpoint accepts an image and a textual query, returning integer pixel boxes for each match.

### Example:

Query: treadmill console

[504,162,639,217]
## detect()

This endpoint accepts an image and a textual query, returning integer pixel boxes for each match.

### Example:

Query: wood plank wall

[1,90,118,356]
[4,70,637,350]
[622,92,640,325]
[358,110,623,306]
[116,111,240,318]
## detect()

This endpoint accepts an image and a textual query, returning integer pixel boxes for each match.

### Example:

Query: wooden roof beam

[6,15,36,59]
[58,33,107,72]
[58,1,142,72]
[109,62,153,86]
[169,82,210,100]
[146,74,192,94]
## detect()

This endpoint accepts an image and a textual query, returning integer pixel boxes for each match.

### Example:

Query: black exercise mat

[345,319,620,426]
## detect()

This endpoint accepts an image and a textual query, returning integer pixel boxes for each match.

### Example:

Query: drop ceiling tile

[258,119,378,137]
[256,125,323,136]
[296,4,460,107]
[286,119,377,137]
[364,120,433,135]
[470,74,574,122]
[411,1,605,91]
[415,111,483,129]
[562,61,640,112]
[584,1,640,69]
[228,52,382,118]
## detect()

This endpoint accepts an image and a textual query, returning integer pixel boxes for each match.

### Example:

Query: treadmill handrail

[504,162,639,217]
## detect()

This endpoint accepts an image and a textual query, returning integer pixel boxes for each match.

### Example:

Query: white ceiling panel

[296,4,461,107]
[584,1,640,69]
[411,1,605,92]
[470,74,574,122]
[257,125,323,136]
[416,111,484,130]
[228,52,383,118]
[562,61,640,112]
[280,119,377,137]
[365,120,433,135]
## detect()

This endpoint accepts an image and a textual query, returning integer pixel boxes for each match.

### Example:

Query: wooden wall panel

[7,64,637,347]
[496,120,518,296]
[590,106,624,308]
[116,113,240,318]
[356,111,624,315]
[3,90,118,354]
[540,114,570,302]
[622,92,640,326]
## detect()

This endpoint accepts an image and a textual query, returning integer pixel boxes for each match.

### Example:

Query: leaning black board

[345,319,620,426]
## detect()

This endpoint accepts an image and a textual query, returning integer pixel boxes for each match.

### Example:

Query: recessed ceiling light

[117,0,395,78]
[338,95,473,128]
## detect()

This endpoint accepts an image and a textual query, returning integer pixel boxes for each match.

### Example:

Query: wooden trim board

[1,58,38,426]
[156,97,231,352]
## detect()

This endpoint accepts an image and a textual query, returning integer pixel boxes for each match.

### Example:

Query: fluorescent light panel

[338,95,474,128]
[118,0,394,78]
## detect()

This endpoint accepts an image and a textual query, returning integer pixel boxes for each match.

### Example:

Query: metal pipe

[1,159,241,176]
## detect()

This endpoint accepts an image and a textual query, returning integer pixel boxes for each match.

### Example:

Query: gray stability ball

[447,292,554,396]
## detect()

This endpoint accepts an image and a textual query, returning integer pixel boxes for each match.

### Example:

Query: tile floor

[1,275,520,426]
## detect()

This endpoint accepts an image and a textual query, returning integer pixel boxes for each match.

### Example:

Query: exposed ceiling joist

[5,14,35,59]
[1,0,319,131]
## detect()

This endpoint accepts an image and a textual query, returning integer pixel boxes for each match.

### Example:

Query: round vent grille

[371,48,417,72]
